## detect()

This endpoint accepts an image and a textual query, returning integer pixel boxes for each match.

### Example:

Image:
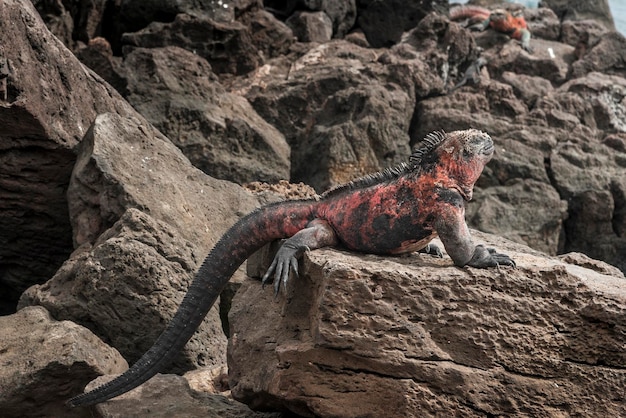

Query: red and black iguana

[451,5,533,53]
[67,129,515,407]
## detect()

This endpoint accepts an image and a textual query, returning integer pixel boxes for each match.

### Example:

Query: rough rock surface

[357,0,448,48]
[229,234,626,417]
[19,112,258,371]
[241,11,476,191]
[121,46,290,185]
[0,306,127,418]
[0,0,136,314]
[84,373,281,418]
[121,13,263,76]
[541,0,616,30]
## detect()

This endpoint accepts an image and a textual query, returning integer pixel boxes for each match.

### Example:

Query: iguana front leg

[518,28,533,53]
[262,219,338,295]
[434,204,515,268]
[469,17,490,32]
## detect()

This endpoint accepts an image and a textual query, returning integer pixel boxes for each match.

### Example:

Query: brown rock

[466,179,568,255]
[228,235,626,417]
[558,72,626,136]
[121,13,262,75]
[19,112,258,370]
[569,31,626,78]
[322,0,357,38]
[501,71,554,107]
[549,134,626,271]
[560,19,610,48]
[0,306,127,418]
[524,7,560,41]
[0,0,136,314]
[399,12,480,98]
[247,40,414,191]
[121,46,290,184]
[286,11,333,42]
[264,0,357,39]
[32,0,108,49]
[241,9,295,59]
[68,112,258,249]
[482,38,573,83]
[20,208,228,372]
[75,37,128,95]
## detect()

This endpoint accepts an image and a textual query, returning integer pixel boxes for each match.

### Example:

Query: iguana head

[410,129,494,201]
[490,9,509,22]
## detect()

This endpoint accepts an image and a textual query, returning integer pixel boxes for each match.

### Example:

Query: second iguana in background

[68,129,515,407]
[451,5,533,53]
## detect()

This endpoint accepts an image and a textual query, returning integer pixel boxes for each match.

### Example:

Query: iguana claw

[261,242,308,296]
[467,244,516,268]
[420,243,444,258]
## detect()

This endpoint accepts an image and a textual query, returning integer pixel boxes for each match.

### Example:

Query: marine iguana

[67,129,515,407]
[451,5,533,53]
[448,55,488,93]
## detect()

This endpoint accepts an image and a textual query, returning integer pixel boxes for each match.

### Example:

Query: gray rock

[0,306,127,418]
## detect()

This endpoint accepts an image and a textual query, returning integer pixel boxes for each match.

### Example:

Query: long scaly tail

[67,200,315,407]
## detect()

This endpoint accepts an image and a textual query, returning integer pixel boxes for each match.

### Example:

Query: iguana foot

[467,244,516,268]
[420,243,444,258]
[521,42,534,53]
[261,242,309,296]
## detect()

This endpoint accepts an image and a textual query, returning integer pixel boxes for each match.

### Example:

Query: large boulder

[19,112,259,371]
[245,40,415,191]
[356,0,448,48]
[121,13,262,75]
[541,0,616,31]
[228,234,626,417]
[0,306,127,418]
[0,0,136,314]
[121,46,290,185]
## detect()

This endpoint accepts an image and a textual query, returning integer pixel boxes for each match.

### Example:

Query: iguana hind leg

[262,219,338,295]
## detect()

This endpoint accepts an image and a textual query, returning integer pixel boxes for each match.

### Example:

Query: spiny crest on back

[409,130,447,168]
[322,163,411,198]
[322,130,448,198]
